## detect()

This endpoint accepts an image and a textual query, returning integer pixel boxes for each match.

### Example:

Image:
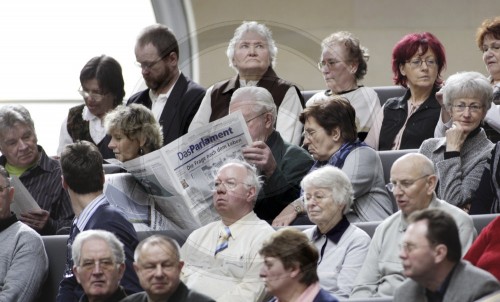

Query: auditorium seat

[41,235,68,302]
[301,85,405,106]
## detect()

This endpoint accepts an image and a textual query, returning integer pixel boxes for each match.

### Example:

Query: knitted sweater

[0,216,48,301]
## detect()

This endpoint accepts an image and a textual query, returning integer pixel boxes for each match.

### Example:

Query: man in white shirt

[181,160,275,302]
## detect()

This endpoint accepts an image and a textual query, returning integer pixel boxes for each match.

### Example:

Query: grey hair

[217,159,263,199]
[321,31,369,81]
[72,230,125,267]
[443,71,493,111]
[300,166,353,215]
[134,235,181,262]
[0,105,36,140]
[230,86,277,123]
[226,21,278,71]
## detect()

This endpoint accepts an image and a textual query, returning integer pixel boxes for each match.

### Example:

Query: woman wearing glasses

[307,31,380,141]
[419,71,493,211]
[365,32,446,150]
[273,96,392,225]
[57,55,125,159]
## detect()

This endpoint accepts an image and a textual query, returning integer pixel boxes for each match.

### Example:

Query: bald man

[350,153,476,298]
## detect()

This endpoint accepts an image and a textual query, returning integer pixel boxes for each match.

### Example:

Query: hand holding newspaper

[105,112,253,231]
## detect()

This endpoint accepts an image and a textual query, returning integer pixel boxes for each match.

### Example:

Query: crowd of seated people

[5,17,500,302]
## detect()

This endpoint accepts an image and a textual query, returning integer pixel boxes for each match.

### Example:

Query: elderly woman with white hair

[419,71,494,210]
[189,21,304,145]
[302,165,370,298]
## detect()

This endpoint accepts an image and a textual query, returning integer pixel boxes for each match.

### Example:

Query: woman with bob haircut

[302,165,370,298]
[273,96,392,226]
[419,71,493,211]
[365,32,446,150]
[259,228,339,302]
[105,104,163,162]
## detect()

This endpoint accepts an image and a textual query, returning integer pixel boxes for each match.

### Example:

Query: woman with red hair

[365,32,446,150]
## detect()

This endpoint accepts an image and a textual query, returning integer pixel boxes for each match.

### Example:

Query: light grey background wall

[185,0,499,90]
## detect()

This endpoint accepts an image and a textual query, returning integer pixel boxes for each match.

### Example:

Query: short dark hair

[300,96,357,142]
[60,140,104,194]
[392,32,446,89]
[80,55,125,107]
[407,208,461,263]
[259,228,319,286]
[136,24,179,58]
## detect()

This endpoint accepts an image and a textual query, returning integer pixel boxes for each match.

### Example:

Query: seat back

[41,235,69,302]
[372,86,406,106]
[472,214,500,235]
[377,149,419,212]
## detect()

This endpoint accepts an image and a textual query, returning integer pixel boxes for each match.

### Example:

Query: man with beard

[127,24,205,145]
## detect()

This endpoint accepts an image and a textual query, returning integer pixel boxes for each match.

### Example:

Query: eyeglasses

[245,111,269,123]
[386,175,430,192]
[135,53,168,70]
[317,60,345,70]
[214,178,251,191]
[407,58,437,69]
[79,258,117,271]
[399,242,431,253]
[302,129,318,140]
[77,87,107,100]
[451,104,483,113]
[304,193,333,203]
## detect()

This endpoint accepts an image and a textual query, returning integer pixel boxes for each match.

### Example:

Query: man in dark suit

[394,208,500,302]
[127,24,206,145]
[121,235,214,302]
[56,141,142,302]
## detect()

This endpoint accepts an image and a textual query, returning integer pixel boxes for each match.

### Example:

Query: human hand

[242,141,277,177]
[20,209,50,231]
[271,204,298,227]
[445,122,467,152]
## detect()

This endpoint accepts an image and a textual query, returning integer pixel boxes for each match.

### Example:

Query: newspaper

[105,111,252,231]
[10,176,41,219]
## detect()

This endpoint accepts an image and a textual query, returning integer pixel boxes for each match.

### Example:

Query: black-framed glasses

[407,58,437,69]
[386,174,430,192]
[245,111,269,123]
[77,87,107,100]
[451,104,483,113]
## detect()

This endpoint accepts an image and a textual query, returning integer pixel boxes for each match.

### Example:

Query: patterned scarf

[310,139,368,172]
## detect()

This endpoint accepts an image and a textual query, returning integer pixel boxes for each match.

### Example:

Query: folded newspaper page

[10,175,41,219]
[105,112,252,231]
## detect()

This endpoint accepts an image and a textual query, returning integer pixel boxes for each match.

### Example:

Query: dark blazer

[120,281,215,302]
[56,201,142,302]
[127,73,206,145]
[393,260,500,302]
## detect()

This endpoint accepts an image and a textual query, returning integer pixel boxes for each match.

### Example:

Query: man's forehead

[217,164,246,179]
[390,159,420,180]
[82,238,112,254]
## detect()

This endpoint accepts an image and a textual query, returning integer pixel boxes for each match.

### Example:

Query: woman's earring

[139,148,144,156]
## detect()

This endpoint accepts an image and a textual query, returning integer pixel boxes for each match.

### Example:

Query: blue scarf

[310,139,368,172]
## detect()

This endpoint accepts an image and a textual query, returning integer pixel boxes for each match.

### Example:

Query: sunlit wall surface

[0,1,156,155]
